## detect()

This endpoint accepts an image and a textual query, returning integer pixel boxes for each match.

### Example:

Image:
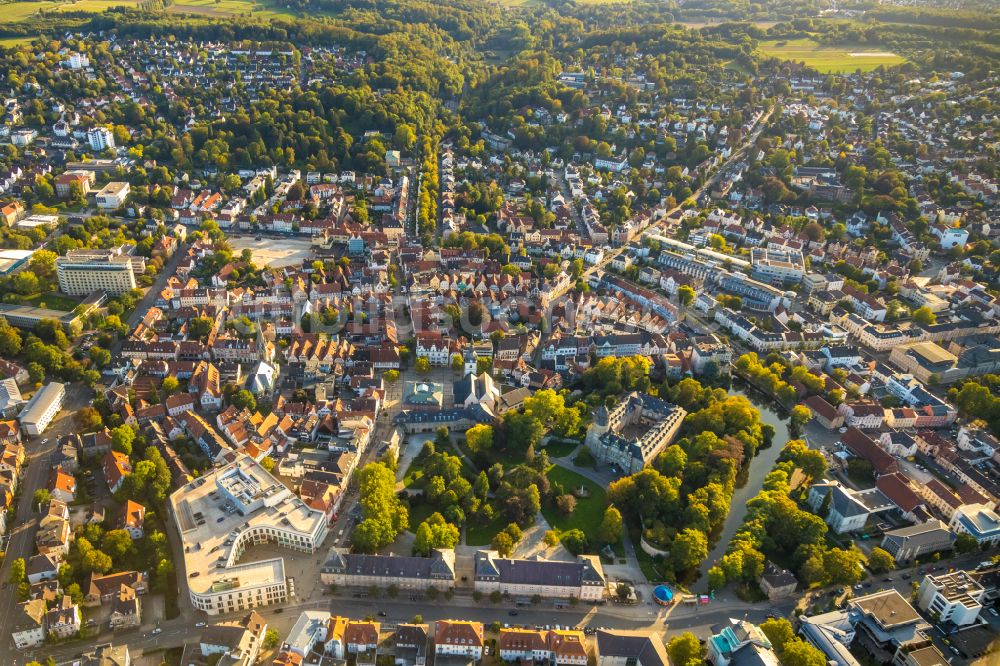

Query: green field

[758,37,905,73]
[0,36,36,47]
[0,0,300,23]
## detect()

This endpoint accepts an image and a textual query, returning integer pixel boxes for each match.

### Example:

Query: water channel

[696,382,792,582]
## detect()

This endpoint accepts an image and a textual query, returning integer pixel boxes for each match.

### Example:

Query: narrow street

[0,384,92,666]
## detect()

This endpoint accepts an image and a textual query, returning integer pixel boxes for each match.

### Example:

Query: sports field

[758,37,905,73]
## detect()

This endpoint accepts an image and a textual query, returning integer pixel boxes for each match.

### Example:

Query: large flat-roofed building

[847,590,931,664]
[18,382,65,435]
[57,246,144,296]
[320,548,455,589]
[750,247,806,285]
[889,342,961,385]
[585,392,686,475]
[94,181,130,209]
[916,571,985,626]
[0,248,34,274]
[169,454,329,615]
[473,550,606,602]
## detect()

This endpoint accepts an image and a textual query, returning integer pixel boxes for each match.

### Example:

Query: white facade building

[916,571,985,626]
[87,126,115,152]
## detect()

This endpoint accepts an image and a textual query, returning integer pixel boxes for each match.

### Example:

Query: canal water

[696,382,791,583]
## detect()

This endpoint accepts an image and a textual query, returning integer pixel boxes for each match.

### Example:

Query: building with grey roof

[585,392,686,475]
[595,630,669,666]
[80,643,131,666]
[320,548,456,590]
[453,372,499,411]
[474,550,605,602]
[880,520,955,563]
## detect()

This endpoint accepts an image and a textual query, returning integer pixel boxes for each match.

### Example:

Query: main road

[30,548,997,666]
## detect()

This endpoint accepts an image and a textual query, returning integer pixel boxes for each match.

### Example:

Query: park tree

[465,424,493,454]
[491,530,514,557]
[415,357,431,374]
[354,462,409,552]
[598,506,624,545]
[671,528,708,573]
[556,494,577,515]
[413,512,460,555]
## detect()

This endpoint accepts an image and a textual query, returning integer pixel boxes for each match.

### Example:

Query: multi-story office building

[169,455,329,615]
[94,181,130,209]
[57,246,143,296]
[916,571,985,626]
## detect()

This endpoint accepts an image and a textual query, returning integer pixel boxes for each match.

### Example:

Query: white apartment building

[18,382,65,435]
[916,571,985,626]
[169,455,329,615]
[87,126,115,152]
[750,247,805,284]
[94,181,130,209]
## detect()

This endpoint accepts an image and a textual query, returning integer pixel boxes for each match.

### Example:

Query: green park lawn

[542,465,608,538]
[757,37,905,73]
[541,440,579,458]
[20,292,83,311]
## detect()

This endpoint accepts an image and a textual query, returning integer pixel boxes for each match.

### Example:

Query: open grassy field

[0,0,141,22]
[0,0,299,23]
[0,36,36,47]
[758,37,905,73]
[166,0,301,20]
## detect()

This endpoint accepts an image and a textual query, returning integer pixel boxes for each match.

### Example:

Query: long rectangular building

[473,550,605,602]
[320,548,456,589]
[18,382,65,435]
